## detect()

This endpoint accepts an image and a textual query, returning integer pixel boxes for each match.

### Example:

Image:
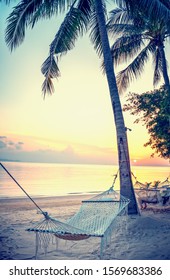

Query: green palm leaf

[115,0,170,21]
[30,0,78,27]
[109,2,169,91]
[111,34,144,66]
[77,0,93,19]
[41,2,90,96]
[89,10,103,57]
[109,7,129,25]
[5,0,44,51]
[30,1,59,27]
[5,0,75,51]
[116,41,156,93]
[108,23,143,37]
[42,55,60,96]
[89,0,106,57]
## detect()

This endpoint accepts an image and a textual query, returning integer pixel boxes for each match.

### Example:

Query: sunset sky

[0,2,169,167]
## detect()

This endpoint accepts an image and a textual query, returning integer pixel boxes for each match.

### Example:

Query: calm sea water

[0,161,169,198]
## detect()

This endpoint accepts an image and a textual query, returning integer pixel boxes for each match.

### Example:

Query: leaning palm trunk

[94,0,138,214]
[159,42,170,88]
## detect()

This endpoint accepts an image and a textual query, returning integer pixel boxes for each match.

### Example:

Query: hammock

[132,173,170,208]
[27,187,129,258]
[157,177,170,189]
[0,162,130,259]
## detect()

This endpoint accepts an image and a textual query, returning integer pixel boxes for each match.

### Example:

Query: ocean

[0,161,169,199]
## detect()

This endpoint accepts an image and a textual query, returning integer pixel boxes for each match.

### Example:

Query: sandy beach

[0,194,170,260]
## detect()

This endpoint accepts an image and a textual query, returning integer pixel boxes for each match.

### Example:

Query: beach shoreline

[0,194,93,213]
[0,194,170,260]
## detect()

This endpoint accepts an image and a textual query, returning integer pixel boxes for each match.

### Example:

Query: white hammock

[0,162,130,259]
[27,187,130,258]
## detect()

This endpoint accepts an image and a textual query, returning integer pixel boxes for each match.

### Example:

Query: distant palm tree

[108,3,170,93]
[4,0,170,214]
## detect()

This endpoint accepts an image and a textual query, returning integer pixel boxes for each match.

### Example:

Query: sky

[0,1,169,167]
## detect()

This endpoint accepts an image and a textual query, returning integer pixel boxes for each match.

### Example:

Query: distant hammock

[132,173,170,208]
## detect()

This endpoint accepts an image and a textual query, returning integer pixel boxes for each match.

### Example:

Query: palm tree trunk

[159,42,170,88]
[93,0,138,214]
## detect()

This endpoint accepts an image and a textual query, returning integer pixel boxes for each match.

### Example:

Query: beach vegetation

[123,86,170,160]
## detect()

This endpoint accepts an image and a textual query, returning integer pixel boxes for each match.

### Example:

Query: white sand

[0,195,170,260]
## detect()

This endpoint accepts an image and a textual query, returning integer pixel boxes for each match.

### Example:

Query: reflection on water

[0,162,169,198]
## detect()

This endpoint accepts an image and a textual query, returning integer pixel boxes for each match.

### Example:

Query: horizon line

[0,159,169,168]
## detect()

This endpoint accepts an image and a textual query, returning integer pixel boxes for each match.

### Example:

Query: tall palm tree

[4,0,170,214]
[108,3,170,93]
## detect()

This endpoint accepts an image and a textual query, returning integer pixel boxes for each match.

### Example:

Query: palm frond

[50,6,88,54]
[30,1,58,27]
[89,1,107,57]
[42,3,89,97]
[77,0,93,19]
[116,41,156,93]
[30,0,76,27]
[115,0,170,22]
[89,11,103,57]
[42,55,60,96]
[108,7,130,25]
[108,5,148,36]
[5,0,75,51]
[107,23,142,38]
[5,0,45,51]
[111,34,144,66]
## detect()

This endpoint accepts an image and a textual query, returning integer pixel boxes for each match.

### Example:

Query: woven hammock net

[27,187,130,258]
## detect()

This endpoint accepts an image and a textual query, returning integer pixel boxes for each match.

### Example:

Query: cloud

[18,142,24,145]
[0,136,24,151]
[0,140,7,149]
[15,141,24,150]
[0,134,169,166]
[0,133,119,165]
[0,140,118,165]
[34,145,79,163]
[8,141,15,145]
[61,145,77,158]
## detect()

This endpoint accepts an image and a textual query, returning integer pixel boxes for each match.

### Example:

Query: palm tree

[4,0,170,214]
[108,3,170,93]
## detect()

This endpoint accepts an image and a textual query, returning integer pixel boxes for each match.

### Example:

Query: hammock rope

[0,162,130,259]
[0,162,48,218]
